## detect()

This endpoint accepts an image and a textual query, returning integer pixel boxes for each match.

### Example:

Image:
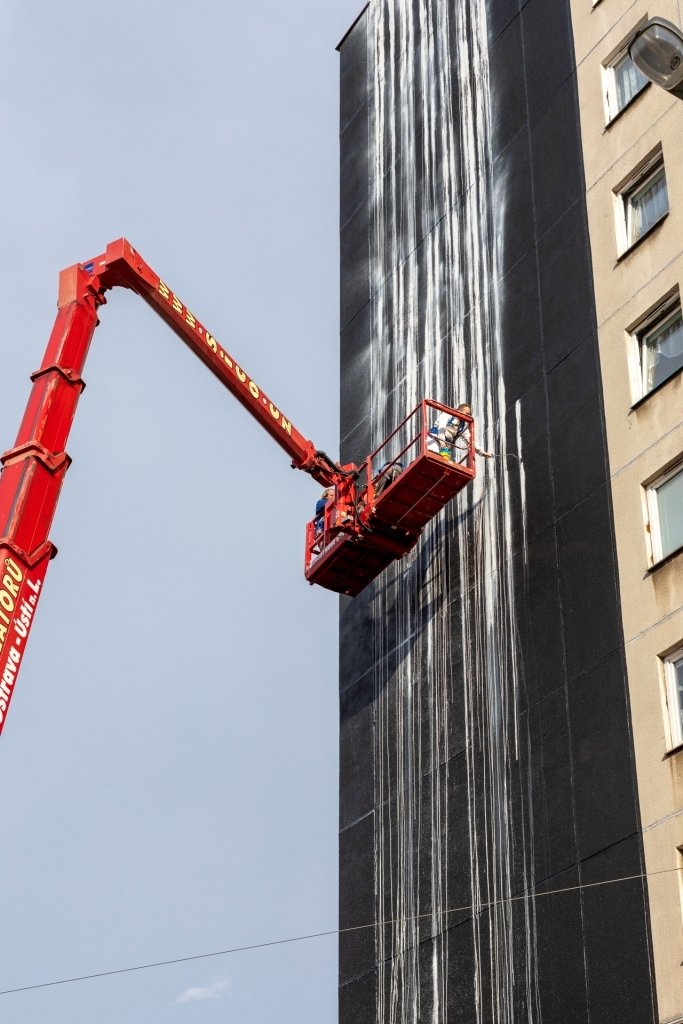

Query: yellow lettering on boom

[4,558,23,583]
[149,288,286,443]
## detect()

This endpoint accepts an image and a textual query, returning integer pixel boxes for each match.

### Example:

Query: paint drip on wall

[366,1,534,1020]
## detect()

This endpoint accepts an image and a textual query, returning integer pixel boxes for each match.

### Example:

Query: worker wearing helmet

[427,403,493,462]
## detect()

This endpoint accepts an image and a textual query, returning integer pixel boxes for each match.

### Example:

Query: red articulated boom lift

[0,239,476,735]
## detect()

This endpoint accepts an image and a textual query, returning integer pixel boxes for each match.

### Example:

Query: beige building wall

[570,2,683,1020]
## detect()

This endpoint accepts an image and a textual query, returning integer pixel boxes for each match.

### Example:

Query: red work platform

[304,400,476,596]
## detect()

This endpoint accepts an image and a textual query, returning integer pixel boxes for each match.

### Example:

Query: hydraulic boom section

[0,239,476,736]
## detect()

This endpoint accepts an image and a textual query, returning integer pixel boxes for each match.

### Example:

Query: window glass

[653,467,683,560]
[640,304,683,394]
[626,165,669,246]
[664,652,683,748]
[612,53,648,115]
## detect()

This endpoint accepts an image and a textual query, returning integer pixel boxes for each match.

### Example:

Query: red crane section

[0,240,476,735]
[93,240,335,479]
[303,400,475,596]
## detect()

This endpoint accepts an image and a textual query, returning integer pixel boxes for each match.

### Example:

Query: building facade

[571,2,683,1020]
[337,1,682,1022]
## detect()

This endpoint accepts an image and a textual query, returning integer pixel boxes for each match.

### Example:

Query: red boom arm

[0,239,344,735]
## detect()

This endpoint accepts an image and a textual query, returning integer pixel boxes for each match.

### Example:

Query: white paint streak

[367,1,535,1020]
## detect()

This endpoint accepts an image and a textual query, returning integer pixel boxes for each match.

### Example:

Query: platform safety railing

[357,399,474,511]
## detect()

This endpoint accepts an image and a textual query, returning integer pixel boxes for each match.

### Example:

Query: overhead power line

[1,865,680,998]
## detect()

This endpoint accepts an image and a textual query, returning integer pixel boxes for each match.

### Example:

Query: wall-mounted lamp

[628,17,683,98]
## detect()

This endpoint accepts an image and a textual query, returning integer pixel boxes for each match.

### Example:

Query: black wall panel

[337,2,656,1021]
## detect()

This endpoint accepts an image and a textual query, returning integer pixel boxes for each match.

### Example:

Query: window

[662,649,683,749]
[625,163,669,246]
[603,51,648,121]
[615,151,669,253]
[632,294,683,399]
[645,463,683,563]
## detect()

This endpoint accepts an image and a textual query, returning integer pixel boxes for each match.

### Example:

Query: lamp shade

[629,17,683,98]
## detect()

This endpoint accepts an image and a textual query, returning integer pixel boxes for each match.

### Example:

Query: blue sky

[0,2,363,1020]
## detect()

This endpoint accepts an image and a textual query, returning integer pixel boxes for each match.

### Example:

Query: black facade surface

[340,107,370,231]
[488,17,526,160]
[504,382,555,545]
[528,689,577,881]
[339,10,369,134]
[339,968,377,1023]
[493,130,537,278]
[446,921,478,1022]
[547,336,606,517]
[496,251,544,406]
[537,201,596,371]
[337,2,656,1022]
[340,301,373,457]
[512,529,566,707]
[567,649,640,859]
[521,0,574,122]
[529,80,586,238]
[339,810,376,983]
[485,0,520,45]
[533,867,588,1023]
[557,487,623,681]
[581,836,657,1023]
[339,669,375,829]
[340,203,371,331]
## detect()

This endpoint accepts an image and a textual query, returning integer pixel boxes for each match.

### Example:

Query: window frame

[644,462,683,566]
[614,148,669,256]
[602,47,649,123]
[628,289,683,403]
[625,162,669,248]
[661,647,683,751]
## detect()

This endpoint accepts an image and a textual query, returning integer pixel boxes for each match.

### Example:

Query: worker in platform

[314,487,335,535]
[428,403,493,462]
[374,460,403,496]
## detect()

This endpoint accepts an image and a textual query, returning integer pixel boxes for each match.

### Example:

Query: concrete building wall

[570,2,683,1020]
[337,1,664,1021]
